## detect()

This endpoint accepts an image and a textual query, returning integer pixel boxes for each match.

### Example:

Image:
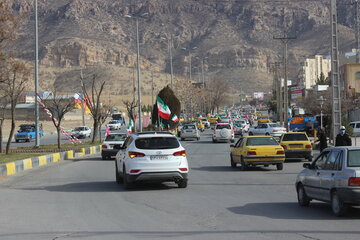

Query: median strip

[0,145,101,177]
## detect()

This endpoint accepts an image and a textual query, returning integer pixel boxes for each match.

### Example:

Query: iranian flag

[171,114,179,122]
[157,96,171,119]
[127,118,134,134]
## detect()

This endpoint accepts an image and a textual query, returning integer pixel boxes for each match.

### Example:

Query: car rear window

[105,134,127,141]
[348,150,360,167]
[183,125,195,129]
[247,137,279,146]
[135,137,180,149]
[282,134,308,141]
[216,124,231,129]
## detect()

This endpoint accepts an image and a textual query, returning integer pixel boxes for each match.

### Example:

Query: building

[339,63,360,97]
[301,55,331,89]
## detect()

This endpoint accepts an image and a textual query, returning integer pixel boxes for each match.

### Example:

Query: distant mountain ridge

[4,0,358,95]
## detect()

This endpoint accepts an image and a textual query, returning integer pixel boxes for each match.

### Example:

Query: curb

[0,145,101,177]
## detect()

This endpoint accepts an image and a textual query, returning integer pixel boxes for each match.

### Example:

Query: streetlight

[181,46,197,80]
[123,12,148,132]
[34,0,40,147]
[160,36,175,89]
[318,96,325,129]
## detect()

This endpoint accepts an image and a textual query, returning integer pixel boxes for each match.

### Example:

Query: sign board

[253,92,264,100]
[290,86,304,100]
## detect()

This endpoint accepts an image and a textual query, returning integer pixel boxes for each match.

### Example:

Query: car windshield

[269,123,280,128]
[234,123,242,127]
[183,125,196,130]
[246,137,279,146]
[135,137,180,149]
[20,126,33,132]
[282,134,308,141]
[105,134,127,141]
[74,127,85,131]
[216,124,231,129]
[348,150,360,167]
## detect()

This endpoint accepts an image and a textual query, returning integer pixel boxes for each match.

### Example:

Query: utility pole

[80,69,85,126]
[34,0,40,148]
[331,0,342,143]
[151,71,154,105]
[355,0,360,63]
[274,31,296,131]
[270,62,282,122]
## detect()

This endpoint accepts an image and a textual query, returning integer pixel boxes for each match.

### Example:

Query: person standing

[317,128,328,152]
[335,126,352,146]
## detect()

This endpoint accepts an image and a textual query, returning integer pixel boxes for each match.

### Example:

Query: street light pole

[34,0,40,147]
[135,17,142,132]
[168,37,174,89]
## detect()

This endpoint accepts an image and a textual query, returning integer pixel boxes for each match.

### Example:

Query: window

[282,133,308,141]
[324,151,340,170]
[105,134,127,141]
[183,125,196,130]
[246,137,279,146]
[135,137,180,149]
[356,123,360,128]
[235,138,243,148]
[348,150,360,167]
[216,124,231,130]
[314,151,330,170]
[355,72,360,79]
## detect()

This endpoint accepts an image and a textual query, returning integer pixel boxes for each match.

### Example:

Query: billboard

[253,92,264,100]
[290,86,304,100]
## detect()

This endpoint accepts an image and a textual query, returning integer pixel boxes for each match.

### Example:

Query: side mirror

[303,163,312,169]
[230,144,235,148]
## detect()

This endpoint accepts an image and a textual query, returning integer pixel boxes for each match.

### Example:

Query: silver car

[296,146,360,216]
[180,124,200,141]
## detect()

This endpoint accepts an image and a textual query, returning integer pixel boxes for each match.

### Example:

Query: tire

[265,132,270,136]
[212,138,217,143]
[230,154,236,168]
[181,138,185,141]
[15,140,19,143]
[102,154,107,160]
[240,157,248,171]
[230,139,235,143]
[307,157,313,162]
[178,179,188,188]
[331,191,347,216]
[197,137,200,141]
[248,132,253,136]
[115,162,122,184]
[297,184,310,206]
[123,167,132,190]
[276,163,283,170]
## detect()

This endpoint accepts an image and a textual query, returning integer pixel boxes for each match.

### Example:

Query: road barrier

[0,145,101,177]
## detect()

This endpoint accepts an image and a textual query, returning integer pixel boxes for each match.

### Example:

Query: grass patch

[0,141,101,165]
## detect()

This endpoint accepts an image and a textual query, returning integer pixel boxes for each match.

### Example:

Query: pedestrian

[316,128,328,152]
[105,125,111,137]
[305,119,314,136]
[335,126,352,147]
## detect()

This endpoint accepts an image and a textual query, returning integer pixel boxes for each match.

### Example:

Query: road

[0,129,360,240]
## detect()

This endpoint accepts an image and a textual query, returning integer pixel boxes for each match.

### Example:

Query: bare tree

[123,99,137,126]
[207,78,230,113]
[0,96,6,153]
[80,74,106,143]
[1,59,30,154]
[98,104,112,142]
[41,91,76,149]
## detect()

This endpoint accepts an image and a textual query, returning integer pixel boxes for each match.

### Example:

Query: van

[350,121,360,137]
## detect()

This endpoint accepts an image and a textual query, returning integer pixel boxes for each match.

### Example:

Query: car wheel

[265,132,270,136]
[115,162,122,184]
[197,137,200,141]
[181,138,185,141]
[240,157,248,171]
[123,166,132,190]
[230,154,236,168]
[248,132,253,136]
[276,163,283,170]
[15,140,19,143]
[307,157,313,162]
[230,139,235,143]
[331,191,347,216]
[297,184,310,206]
[102,154,107,160]
[177,179,188,188]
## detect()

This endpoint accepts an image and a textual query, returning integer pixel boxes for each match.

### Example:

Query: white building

[302,55,331,89]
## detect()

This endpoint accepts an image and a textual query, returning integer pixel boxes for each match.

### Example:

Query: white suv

[212,123,235,143]
[115,132,189,189]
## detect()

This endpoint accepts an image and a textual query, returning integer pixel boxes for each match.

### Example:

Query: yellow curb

[53,153,60,162]
[6,162,16,176]
[39,156,47,166]
[23,158,32,170]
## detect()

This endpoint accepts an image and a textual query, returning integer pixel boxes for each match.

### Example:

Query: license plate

[290,144,302,148]
[150,156,168,160]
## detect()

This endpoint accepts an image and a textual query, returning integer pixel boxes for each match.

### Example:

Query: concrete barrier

[0,145,101,177]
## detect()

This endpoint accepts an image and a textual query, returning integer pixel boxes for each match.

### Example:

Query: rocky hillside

[3,0,359,98]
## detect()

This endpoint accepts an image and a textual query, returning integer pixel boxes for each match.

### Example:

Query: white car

[201,118,210,128]
[71,126,91,139]
[212,123,235,143]
[101,133,127,160]
[114,132,189,189]
[180,124,200,141]
[248,123,286,137]
[235,119,250,132]
[107,120,122,130]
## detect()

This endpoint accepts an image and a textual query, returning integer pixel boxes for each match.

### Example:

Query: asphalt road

[0,130,360,240]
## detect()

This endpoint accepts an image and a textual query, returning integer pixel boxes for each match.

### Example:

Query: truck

[14,124,43,142]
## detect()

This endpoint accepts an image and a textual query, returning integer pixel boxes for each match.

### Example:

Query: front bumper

[336,187,360,205]
[285,150,312,159]
[126,171,188,183]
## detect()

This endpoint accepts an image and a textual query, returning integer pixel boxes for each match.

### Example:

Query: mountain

[3,0,358,101]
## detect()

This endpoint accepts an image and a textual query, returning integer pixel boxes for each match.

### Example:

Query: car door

[254,124,263,135]
[303,151,330,200]
[232,138,244,162]
[117,137,132,173]
[319,150,342,201]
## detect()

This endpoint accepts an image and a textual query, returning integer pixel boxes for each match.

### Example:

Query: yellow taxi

[197,120,205,132]
[257,116,271,124]
[230,136,285,171]
[279,132,313,161]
